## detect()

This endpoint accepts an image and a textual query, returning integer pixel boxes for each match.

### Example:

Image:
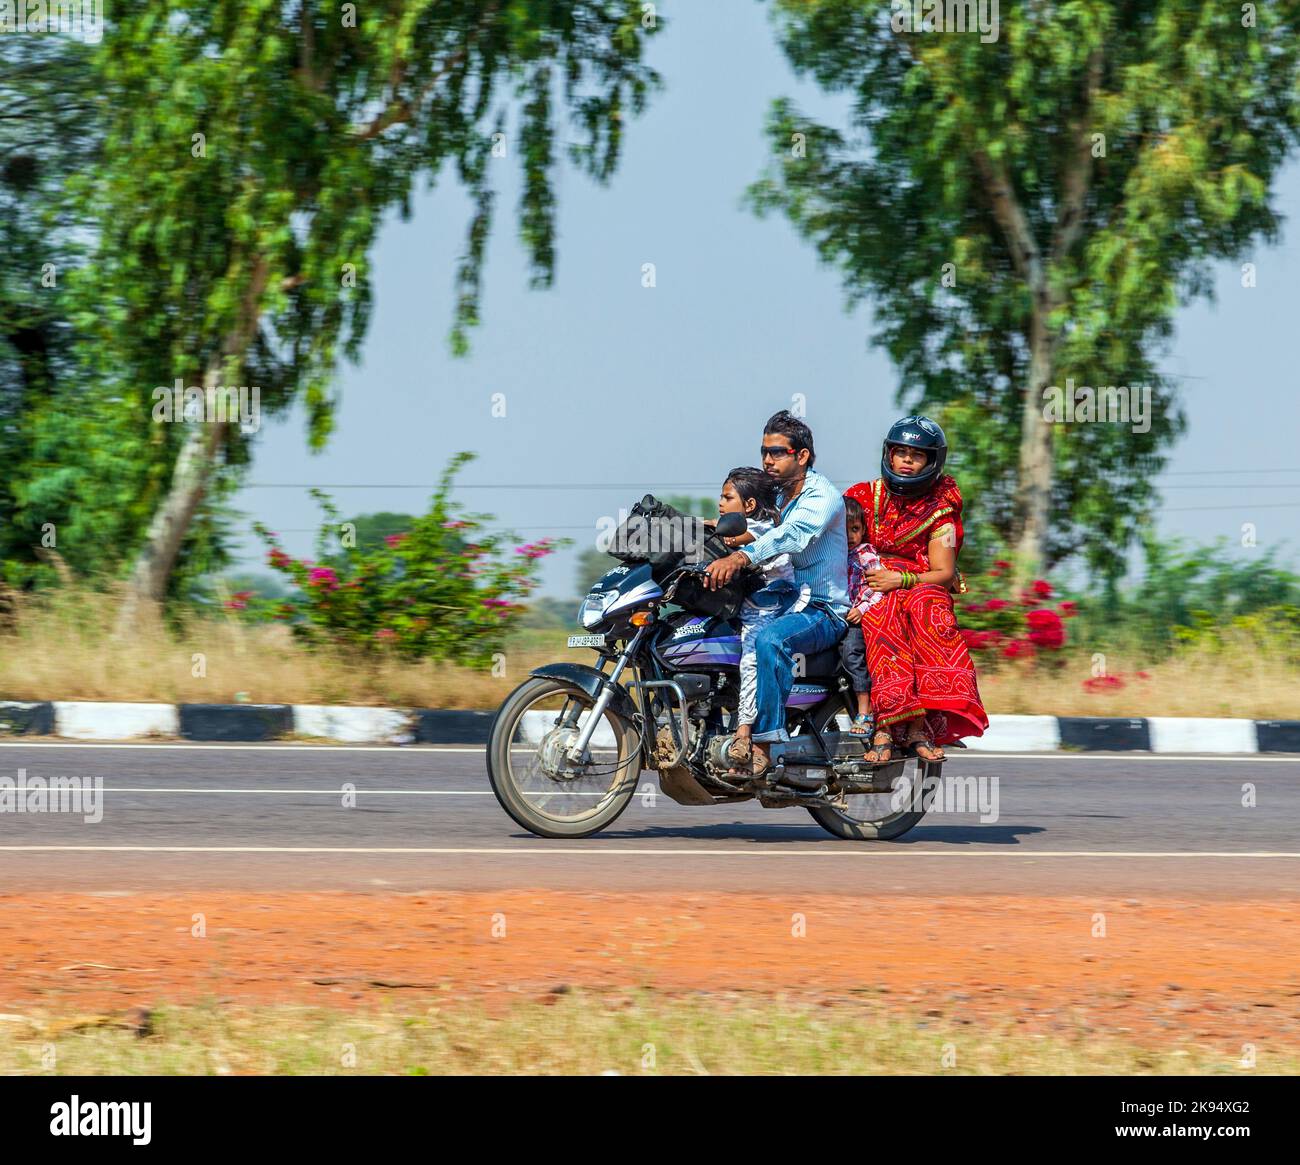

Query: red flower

[1026,608,1066,650]
[384,533,408,548]
[994,560,1012,570]
[1002,638,1036,660]
[1082,675,1125,693]
[1032,579,1053,598]
[985,598,1010,612]
[1059,601,1077,617]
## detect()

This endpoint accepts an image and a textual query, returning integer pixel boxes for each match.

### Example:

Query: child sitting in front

[714,467,808,774]
[841,495,882,736]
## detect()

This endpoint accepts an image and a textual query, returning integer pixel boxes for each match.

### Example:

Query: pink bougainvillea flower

[515,542,553,559]
[307,566,339,592]
[384,533,408,548]
[374,628,397,642]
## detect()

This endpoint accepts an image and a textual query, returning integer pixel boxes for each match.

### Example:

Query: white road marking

[0,846,1298,857]
[99,788,497,795]
[0,742,481,753]
[0,742,1298,761]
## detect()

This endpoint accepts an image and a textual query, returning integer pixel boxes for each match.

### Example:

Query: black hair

[763,409,815,466]
[724,466,781,525]
[842,495,864,526]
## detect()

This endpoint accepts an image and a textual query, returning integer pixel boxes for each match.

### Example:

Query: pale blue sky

[231,0,1300,596]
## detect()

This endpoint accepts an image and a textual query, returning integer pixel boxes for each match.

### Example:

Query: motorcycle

[486,498,942,840]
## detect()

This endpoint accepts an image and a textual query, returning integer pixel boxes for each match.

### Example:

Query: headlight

[579,589,620,629]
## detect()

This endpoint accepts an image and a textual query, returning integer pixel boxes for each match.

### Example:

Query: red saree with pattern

[842,475,988,745]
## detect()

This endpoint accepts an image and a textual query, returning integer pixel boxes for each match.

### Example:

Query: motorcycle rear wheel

[801,700,932,841]
[487,676,643,839]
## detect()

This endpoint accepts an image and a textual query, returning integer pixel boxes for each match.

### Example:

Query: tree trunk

[116,258,267,632]
[114,362,229,634]
[1011,306,1055,581]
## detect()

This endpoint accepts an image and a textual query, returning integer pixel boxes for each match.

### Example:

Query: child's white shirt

[745,518,795,586]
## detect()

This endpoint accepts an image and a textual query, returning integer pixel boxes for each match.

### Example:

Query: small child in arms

[841,495,882,736]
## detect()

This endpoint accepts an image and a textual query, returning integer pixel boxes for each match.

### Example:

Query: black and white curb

[0,700,1297,752]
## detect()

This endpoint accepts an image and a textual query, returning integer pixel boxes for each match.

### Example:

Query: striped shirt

[739,467,849,615]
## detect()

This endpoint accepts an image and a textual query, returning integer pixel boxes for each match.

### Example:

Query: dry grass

[978,637,1300,719]
[1,994,1291,1075]
[1,587,1297,718]
[0,588,552,709]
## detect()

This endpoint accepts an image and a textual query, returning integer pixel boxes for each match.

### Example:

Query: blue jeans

[751,605,846,744]
[737,580,801,727]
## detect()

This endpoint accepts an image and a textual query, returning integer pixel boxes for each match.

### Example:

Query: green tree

[64,1,658,618]
[750,0,1300,582]
[0,35,100,584]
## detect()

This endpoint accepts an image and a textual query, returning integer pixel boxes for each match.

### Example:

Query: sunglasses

[759,445,797,459]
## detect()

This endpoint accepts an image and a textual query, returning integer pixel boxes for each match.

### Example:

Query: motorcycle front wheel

[487,676,643,839]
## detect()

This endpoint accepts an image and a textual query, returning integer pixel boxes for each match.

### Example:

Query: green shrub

[252,452,566,668]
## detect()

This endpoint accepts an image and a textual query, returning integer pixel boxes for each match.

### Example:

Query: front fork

[563,625,649,764]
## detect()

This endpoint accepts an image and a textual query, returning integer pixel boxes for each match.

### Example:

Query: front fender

[528,662,641,725]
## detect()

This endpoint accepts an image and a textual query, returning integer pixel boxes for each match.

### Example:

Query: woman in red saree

[843,415,988,762]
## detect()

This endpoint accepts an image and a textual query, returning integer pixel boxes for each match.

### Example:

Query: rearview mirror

[713,512,747,539]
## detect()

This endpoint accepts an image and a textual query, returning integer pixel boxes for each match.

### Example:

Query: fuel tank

[651,612,830,707]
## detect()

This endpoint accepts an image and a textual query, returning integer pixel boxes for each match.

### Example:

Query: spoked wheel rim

[800,703,933,840]
[492,678,640,832]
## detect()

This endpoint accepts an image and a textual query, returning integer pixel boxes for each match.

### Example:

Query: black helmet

[880,415,947,498]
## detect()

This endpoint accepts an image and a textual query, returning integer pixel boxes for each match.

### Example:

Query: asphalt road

[1,743,1298,896]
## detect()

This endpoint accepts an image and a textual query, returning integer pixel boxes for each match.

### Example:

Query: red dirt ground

[2,891,1298,1048]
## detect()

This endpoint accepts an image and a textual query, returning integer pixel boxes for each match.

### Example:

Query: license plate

[567,634,604,648]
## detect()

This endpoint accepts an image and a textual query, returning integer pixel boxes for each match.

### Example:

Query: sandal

[903,728,945,763]
[848,713,873,735]
[726,734,752,774]
[863,729,894,764]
